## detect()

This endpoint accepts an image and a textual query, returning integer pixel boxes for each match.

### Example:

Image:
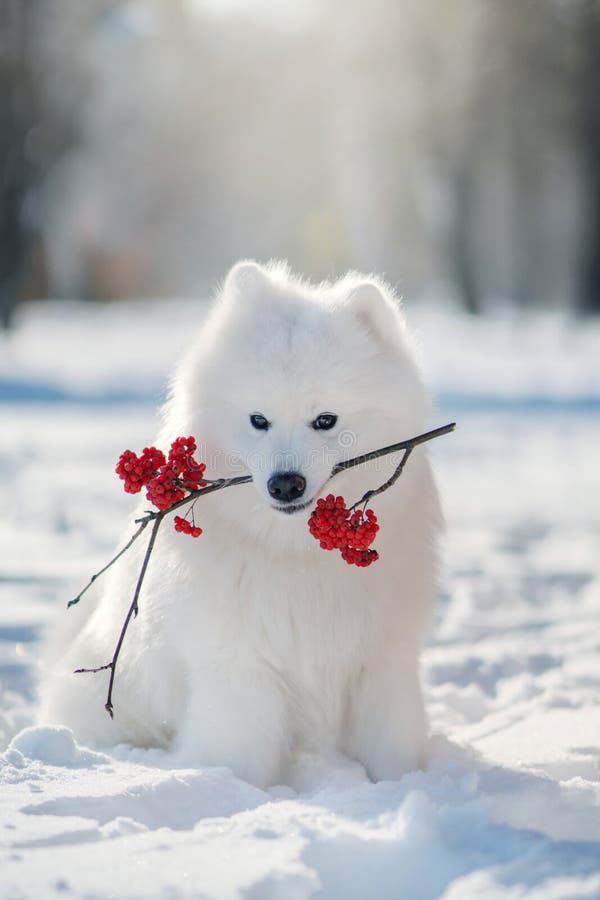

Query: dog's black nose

[267,472,306,503]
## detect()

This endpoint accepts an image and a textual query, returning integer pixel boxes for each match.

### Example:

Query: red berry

[139,446,166,480]
[145,469,186,511]
[341,547,379,567]
[174,515,202,538]
[116,446,167,494]
[308,494,380,566]
[116,435,207,511]
[115,450,145,493]
[168,436,206,489]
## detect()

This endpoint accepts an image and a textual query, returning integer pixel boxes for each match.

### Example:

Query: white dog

[40,261,442,788]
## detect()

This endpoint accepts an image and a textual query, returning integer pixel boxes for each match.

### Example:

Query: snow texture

[1,299,599,899]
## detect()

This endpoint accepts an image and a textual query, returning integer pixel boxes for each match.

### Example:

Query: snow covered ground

[1,298,600,899]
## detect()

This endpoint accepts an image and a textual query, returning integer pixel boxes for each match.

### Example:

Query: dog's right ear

[223,260,269,298]
[342,278,406,349]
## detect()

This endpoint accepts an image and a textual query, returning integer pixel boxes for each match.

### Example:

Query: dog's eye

[312,413,337,431]
[250,413,270,431]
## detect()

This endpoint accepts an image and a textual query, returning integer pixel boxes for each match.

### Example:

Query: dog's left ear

[345,280,403,344]
[223,260,269,299]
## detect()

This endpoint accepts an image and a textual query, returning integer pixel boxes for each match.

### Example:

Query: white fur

[40,261,442,788]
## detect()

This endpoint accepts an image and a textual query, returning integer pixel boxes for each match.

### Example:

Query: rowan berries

[308,494,379,566]
[168,436,207,489]
[116,436,207,535]
[174,516,202,538]
[340,547,379,567]
[141,447,165,478]
[145,469,186,511]
[115,450,146,494]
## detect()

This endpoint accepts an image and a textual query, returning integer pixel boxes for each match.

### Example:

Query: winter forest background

[2,0,600,325]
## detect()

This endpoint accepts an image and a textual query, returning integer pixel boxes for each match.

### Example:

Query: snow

[1,299,600,899]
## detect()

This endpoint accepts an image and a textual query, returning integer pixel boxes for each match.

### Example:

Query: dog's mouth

[271,498,314,515]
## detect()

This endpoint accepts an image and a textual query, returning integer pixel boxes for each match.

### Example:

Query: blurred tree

[0,0,105,327]
[437,0,585,311]
[0,0,37,328]
[578,0,600,312]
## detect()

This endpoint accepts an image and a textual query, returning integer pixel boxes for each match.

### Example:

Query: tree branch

[75,512,164,717]
[331,422,456,475]
[67,516,154,608]
[73,422,456,717]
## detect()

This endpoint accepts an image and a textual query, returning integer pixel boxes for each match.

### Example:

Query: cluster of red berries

[115,447,165,495]
[116,436,206,536]
[308,494,379,567]
[174,516,202,538]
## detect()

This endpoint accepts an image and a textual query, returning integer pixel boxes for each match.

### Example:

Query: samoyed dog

[40,261,442,788]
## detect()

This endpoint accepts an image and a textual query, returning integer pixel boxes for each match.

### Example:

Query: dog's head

[170,260,428,543]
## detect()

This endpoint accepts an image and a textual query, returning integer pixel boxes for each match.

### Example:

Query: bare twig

[72,477,254,716]
[162,475,252,514]
[67,514,155,608]
[75,512,163,717]
[349,447,414,510]
[69,478,252,611]
[73,662,112,674]
[73,422,456,716]
[343,423,456,511]
[332,422,456,475]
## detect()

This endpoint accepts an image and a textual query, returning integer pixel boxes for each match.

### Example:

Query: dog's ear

[345,279,403,344]
[223,260,269,298]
